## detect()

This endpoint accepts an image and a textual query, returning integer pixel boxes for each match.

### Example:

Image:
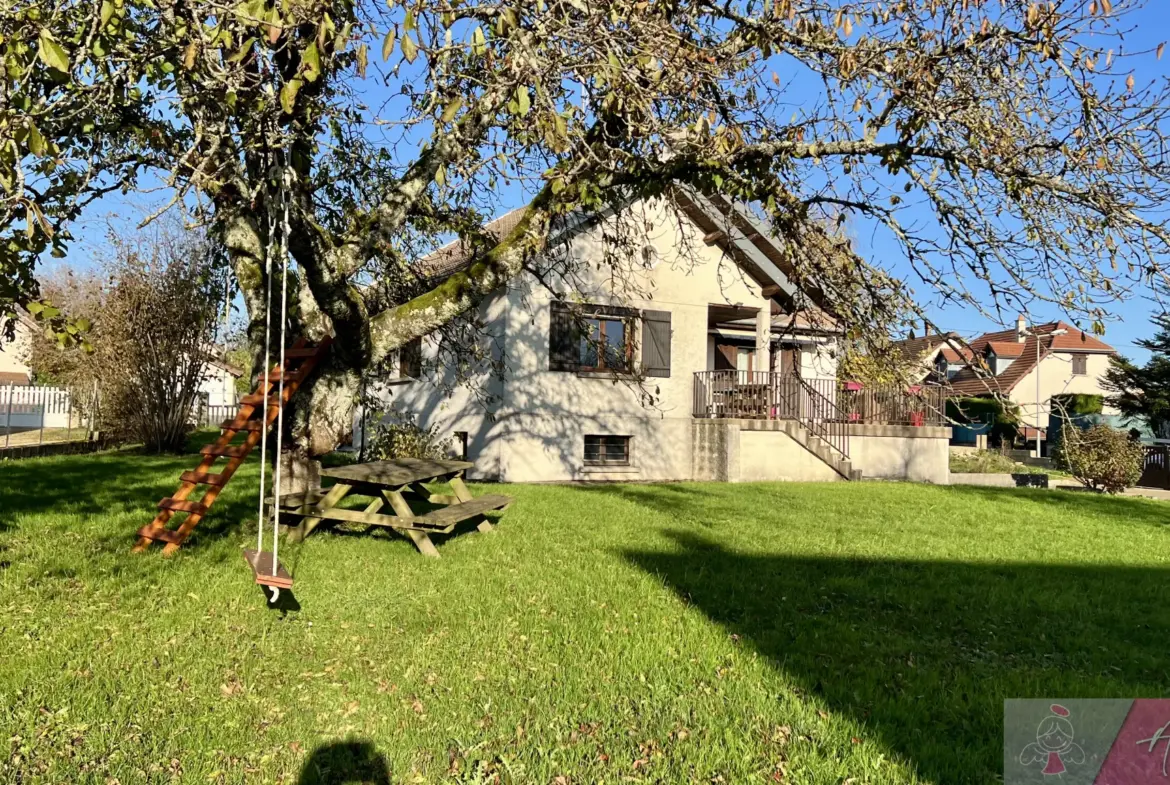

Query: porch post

[755,302,770,376]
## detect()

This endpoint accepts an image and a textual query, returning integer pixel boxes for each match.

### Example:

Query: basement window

[584,435,631,467]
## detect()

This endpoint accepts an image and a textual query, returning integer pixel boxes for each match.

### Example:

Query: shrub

[366,414,453,461]
[29,224,228,452]
[1051,393,1104,416]
[949,449,1044,475]
[1054,424,1143,494]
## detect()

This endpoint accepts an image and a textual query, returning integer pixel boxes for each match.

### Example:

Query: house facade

[367,194,952,484]
[904,317,1118,449]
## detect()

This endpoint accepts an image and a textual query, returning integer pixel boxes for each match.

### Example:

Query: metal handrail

[793,375,848,459]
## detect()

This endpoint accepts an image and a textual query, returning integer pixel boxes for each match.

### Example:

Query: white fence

[0,383,93,449]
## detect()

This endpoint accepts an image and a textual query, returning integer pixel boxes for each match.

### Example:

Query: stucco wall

[693,419,842,483]
[1010,352,1116,431]
[845,424,951,484]
[0,318,32,381]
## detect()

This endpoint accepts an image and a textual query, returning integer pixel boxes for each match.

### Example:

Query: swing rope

[253,162,293,601]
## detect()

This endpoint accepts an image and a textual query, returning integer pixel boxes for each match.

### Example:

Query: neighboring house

[894,330,973,384]
[941,316,1117,449]
[367,192,953,484]
[0,311,36,385]
[198,355,243,409]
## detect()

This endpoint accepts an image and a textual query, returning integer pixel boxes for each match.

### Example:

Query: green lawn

[2,443,1170,784]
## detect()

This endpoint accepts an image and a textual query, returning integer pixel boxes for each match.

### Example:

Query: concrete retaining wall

[846,425,951,484]
[692,419,842,483]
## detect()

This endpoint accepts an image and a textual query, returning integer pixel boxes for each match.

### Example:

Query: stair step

[157,498,208,515]
[255,368,303,384]
[200,444,251,458]
[137,525,183,544]
[239,393,278,406]
[284,345,327,358]
[220,419,265,432]
[181,471,230,487]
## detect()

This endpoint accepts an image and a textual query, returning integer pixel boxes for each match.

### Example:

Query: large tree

[5,0,1170,474]
[1103,311,1170,437]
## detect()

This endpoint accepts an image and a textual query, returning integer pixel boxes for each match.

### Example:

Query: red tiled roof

[416,208,529,281]
[986,341,1026,358]
[0,371,30,385]
[946,321,1116,396]
[939,346,973,363]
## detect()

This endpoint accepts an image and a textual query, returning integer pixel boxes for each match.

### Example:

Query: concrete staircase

[779,419,862,481]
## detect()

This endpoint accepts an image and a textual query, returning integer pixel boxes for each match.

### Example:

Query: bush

[366,414,453,461]
[29,224,228,452]
[1053,424,1143,494]
[949,449,1044,474]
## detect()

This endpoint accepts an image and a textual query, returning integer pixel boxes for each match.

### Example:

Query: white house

[363,193,953,484]
[0,312,35,385]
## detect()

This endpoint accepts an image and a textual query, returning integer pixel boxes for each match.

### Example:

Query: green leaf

[100,0,115,26]
[404,9,416,31]
[381,27,396,60]
[26,301,44,316]
[440,97,462,123]
[400,33,417,63]
[515,86,530,116]
[471,26,486,56]
[301,41,321,81]
[280,78,302,113]
[37,30,70,73]
[226,38,256,63]
[27,122,46,156]
[74,317,92,333]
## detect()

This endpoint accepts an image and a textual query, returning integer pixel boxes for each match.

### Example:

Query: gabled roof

[415,191,838,319]
[946,321,1116,396]
[417,208,529,281]
[986,341,1025,358]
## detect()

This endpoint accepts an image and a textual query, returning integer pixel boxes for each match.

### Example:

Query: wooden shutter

[641,310,671,378]
[400,337,422,378]
[714,343,737,370]
[549,301,578,371]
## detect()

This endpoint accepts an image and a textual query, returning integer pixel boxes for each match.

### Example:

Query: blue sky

[55,3,1170,362]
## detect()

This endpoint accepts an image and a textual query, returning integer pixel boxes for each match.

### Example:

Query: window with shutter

[1072,354,1087,375]
[641,310,671,378]
[550,301,643,373]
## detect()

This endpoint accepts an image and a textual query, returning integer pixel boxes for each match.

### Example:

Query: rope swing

[251,165,294,603]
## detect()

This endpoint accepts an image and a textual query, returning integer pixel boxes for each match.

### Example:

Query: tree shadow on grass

[625,530,1170,783]
[296,740,391,785]
[0,431,261,550]
[934,483,1170,528]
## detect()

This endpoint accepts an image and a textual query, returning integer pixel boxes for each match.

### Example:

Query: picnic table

[277,458,512,557]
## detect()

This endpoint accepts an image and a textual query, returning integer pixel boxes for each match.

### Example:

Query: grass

[2,441,1170,784]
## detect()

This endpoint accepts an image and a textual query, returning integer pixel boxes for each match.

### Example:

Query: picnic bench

[275,458,512,558]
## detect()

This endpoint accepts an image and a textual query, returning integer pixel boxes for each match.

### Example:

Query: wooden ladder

[134,336,333,555]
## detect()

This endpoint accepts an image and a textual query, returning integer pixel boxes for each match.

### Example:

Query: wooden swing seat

[242,548,294,589]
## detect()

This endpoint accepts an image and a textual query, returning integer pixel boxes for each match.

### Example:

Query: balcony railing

[692,371,947,427]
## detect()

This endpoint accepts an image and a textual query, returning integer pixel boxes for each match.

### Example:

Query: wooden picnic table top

[319,458,474,486]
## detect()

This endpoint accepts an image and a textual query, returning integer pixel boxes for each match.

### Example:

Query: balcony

[692,371,946,426]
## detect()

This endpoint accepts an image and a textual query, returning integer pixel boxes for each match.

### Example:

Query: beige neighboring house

[369,192,954,484]
[199,355,243,409]
[897,316,1117,449]
[0,311,35,385]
